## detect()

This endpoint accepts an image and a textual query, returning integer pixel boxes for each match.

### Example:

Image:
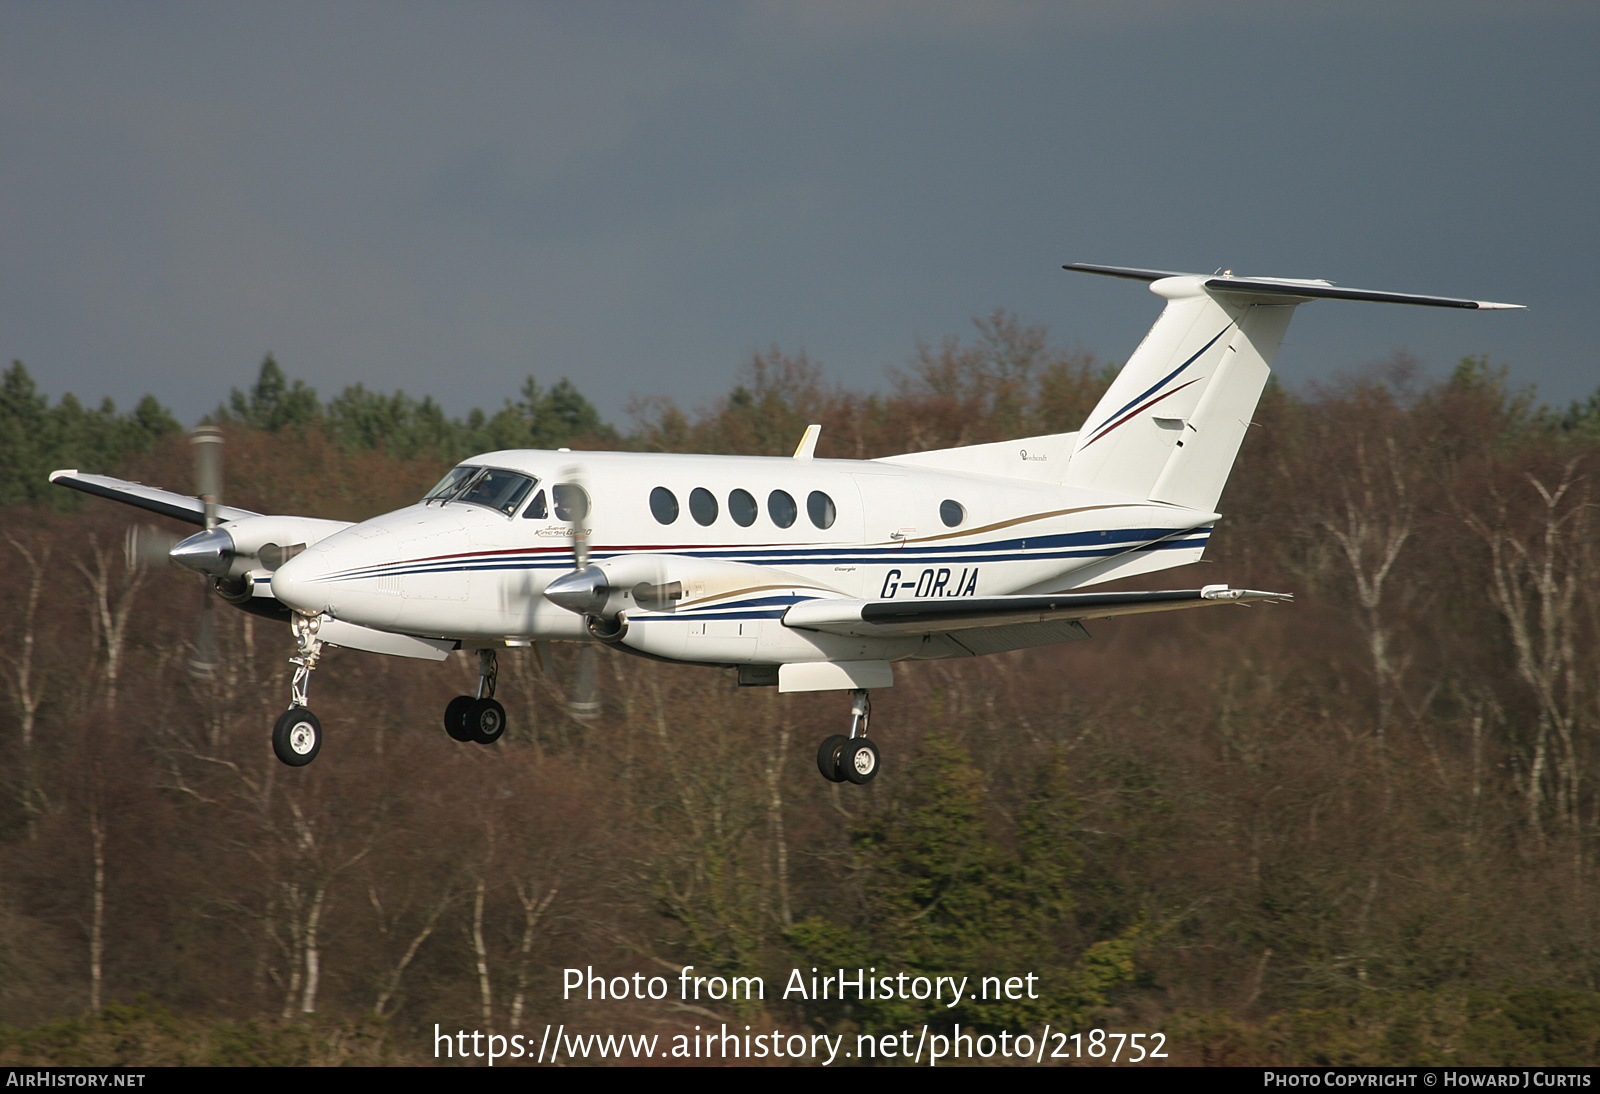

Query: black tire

[841,738,880,785]
[467,697,507,745]
[816,734,848,783]
[273,707,322,767]
[444,695,475,742]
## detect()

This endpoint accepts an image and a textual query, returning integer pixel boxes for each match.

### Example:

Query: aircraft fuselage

[267,447,1216,667]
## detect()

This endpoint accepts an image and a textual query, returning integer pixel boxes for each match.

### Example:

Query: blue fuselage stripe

[321,527,1212,583]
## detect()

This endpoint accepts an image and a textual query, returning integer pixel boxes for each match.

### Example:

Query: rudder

[1063,275,1294,510]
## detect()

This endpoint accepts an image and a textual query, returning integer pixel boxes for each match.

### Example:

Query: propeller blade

[192,426,223,531]
[558,463,590,570]
[568,643,600,722]
[631,579,683,611]
[189,584,218,678]
[124,523,181,569]
[544,463,616,618]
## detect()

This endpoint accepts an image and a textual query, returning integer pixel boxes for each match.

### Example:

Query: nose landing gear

[272,614,324,767]
[817,689,879,785]
[443,649,507,745]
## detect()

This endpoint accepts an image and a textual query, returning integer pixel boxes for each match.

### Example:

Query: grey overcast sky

[3,2,1594,430]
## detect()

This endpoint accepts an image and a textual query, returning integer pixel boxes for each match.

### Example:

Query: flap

[782,584,1290,637]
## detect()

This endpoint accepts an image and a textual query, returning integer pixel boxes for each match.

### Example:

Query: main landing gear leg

[816,688,880,785]
[444,649,507,746]
[272,614,324,767]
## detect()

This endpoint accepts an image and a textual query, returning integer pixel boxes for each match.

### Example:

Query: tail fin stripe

[1079,376,1205,451]
[1082,324,1234,446]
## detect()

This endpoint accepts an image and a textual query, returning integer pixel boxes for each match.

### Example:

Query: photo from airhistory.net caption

[433,963,1169,1065]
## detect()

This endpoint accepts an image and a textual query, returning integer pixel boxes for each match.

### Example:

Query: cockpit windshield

[454,468,536,517]
[423,465,479,504]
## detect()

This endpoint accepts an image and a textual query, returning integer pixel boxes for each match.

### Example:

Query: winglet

[792,424,821,460]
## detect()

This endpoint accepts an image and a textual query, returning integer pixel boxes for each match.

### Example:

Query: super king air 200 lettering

[51,264,1524,783]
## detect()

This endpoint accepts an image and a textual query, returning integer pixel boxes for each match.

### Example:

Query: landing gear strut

[273,614,324,767]
[817,689,879,784]
[444,649,507,745]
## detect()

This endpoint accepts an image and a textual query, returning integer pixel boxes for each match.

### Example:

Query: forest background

[6,312,1600,1066]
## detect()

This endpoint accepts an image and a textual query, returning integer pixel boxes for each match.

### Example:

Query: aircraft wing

[782,585,1290,638]
[49,470,261,526]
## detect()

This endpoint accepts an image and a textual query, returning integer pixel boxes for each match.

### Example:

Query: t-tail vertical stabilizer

[1059,264,1523,513]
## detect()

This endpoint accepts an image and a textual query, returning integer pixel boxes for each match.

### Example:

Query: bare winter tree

[1,535,51,835]
[1466,462,1591,846]
[74,535,147,713]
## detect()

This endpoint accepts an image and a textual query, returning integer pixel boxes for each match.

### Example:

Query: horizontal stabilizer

[1063,263,1525,310]
[783,584,1290,638]
[1063,263,1191,283]
[49,470,261,526]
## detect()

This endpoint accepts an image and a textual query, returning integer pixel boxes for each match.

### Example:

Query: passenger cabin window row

[650,487,837,530]
[424,465,966,532]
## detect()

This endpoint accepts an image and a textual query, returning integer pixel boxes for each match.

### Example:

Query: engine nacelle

[171,515,352,581]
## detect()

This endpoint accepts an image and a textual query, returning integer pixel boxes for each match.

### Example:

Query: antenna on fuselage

[792,424,821,460]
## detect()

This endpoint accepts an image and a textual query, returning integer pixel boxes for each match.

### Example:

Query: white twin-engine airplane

[52,264,1522,782]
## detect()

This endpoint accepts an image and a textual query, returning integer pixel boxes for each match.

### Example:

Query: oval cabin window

[728,489,758,527]
[807,491,836,529]
[690,487,718,526]
[768,490,797,529]
[940,499,965,527]
[650,487,679,524]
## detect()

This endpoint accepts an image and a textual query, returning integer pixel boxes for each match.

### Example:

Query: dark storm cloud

[2,1,1593,428]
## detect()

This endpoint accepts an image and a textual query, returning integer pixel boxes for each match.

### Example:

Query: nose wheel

[817,690,879,784]
[273,707,322,766]
[273,614,326,767]
[443,650,509,745]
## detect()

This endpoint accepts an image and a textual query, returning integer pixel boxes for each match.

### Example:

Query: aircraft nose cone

[271,548,332,615]
[544,567,609,615]
[170,527,235,577]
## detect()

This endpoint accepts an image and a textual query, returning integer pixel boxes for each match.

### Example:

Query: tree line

[5,321,1600,1065]
[0,355,617,510]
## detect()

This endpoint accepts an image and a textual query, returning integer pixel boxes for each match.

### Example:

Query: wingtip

[48,469,76,482]
[1474,301,1527,310]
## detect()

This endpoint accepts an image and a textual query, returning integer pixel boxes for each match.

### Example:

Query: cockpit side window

[523,489,548,519]
[423,465,479,504]
[455,469,535,517]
